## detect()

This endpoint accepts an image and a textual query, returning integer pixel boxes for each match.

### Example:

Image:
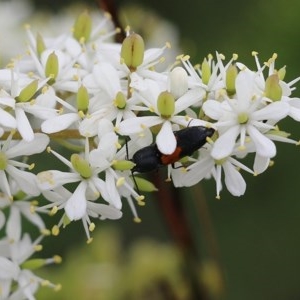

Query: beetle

[131,125,215,173]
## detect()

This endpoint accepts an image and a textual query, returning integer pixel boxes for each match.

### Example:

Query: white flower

[203,70,290,159]
[172,143,254,198]
[0,234,59,299]
[38,186,122,241]
[79,62,145,136]
[118,77,206,154]
[0,68,58,141]
[0,192,45,243]
[36,133,131,222]
[0,133,49,198]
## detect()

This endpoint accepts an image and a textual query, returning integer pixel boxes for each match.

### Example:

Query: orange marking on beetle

[160,147,182,165]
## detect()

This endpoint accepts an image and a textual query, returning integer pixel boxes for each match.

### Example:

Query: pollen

[52,225,60,236]
[38,171,55,186]
[89,222,96,232]
[87,237,93,244]
[116,177,125,187]
[53,255,62,264]
[34,244,43,252]
[134,217,142,223]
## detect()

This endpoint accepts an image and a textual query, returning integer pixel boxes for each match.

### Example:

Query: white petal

[18,203,45,230]
[156,121,176,154]
[235,70,254,102]
[89,149,111,169]
[41,113,79,133]
[0,170,11,197]
[174,88,205,113]
[88,203,122,220]
[287,98,300,121]
[65,181,87,221]
[0,109,16,128]
[6,207,21,242]
[202,100,223,120]
[97,119,114,139]
[15,108,34,142]
[252,101,289,121]
[174,156,214,187]
[211,125,240,159]
[118,116,162,135]
[79,108,109,137]
[37,170,80,190]
[223,161,246,196]
[6,166,40,196]
[105,171,122,209]
[247,126,276,158]
[97,132,118,158]
[0,97,15,108]
[0,211,5,230]
[0,257,19,280]
[93,62,121,97]
[6,133,49,158]
[253,154,270,174]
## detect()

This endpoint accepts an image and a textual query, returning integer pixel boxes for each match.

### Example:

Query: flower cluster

[0,9,299,298]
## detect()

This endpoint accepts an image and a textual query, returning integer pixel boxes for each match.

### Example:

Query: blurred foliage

[8,0,300,299]
[37,227,194,299]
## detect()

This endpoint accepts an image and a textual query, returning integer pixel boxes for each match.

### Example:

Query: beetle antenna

[125,137,142,195]
[131,170,141,196]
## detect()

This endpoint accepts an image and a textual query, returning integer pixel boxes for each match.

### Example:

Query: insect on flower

[130,125,215,173]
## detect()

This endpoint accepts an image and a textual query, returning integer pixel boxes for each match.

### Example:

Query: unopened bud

[226,64,238,96]
[265,74,282,101]
[36,33,46,57]
[121,33,144,71]
[277,66,286,81]
[16,80,38,102]
[77,85,89,113]
[21,259,46,270]
[0,152,8,170]
[71,154,92,178]
[168,67,188,99]
[112,159,135,171]
[45,52,59,83]
[134,176,158,192]
[201,57,211,85]
[114,91,126,109]
[157,91,175,118]
[73,11,92,42]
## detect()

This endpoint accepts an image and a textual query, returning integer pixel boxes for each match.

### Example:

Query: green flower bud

[45,52,59,83]
[114,91,126,109]
[133,176,158,192]
[21,259,46,270]
[73,11,92,42]
[112,159,135,171]
[226,64,238,96]
[0,152,7,170]
[63,213,71,227]
[157,91,175,119]
[201,57,211,85]
[278,66,286,81]
[77,85,89,113]
[238,112,249,124]
[36,33,46,57]
[120,33,144,71]
[267,129,290,138]
[265,74,282,101]
[16,80,38,102]
[71,154,92,179]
